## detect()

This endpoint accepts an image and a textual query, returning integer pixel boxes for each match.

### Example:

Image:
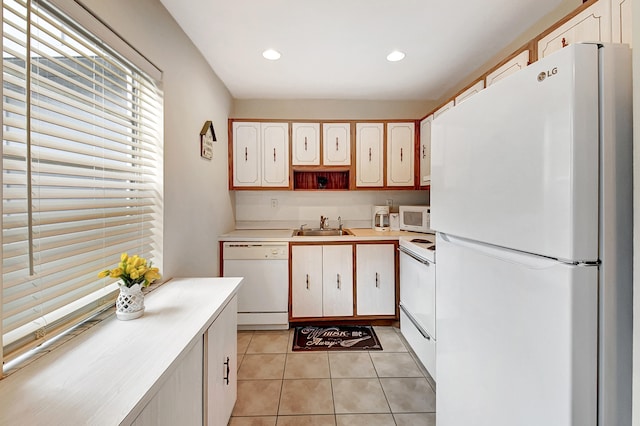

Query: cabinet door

[433,101,454,120]
[206,296,238,426]
[419,116,433,187]
[291,246,323,318]
[261,122,289,187]
[386,123,415,187]
[454,80,485,105]
[322,123,351,165]
[232,122,261,187]
[356,244,396,316]
[322,245,354,317]
[537,0,611,59]
[611,0,632,46]
[355,123,384,187]
[486,50,530,87]
[132,339,203,426]
[292,123,320,165]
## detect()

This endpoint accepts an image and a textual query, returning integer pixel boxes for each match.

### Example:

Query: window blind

[2,0,163,363]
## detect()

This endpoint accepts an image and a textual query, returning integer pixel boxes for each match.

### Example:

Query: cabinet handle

[273,148,276,162]
[337,273,340,289]
[400,147,403,162]
[561,37,568,48]
[335,137,339,151]
[304,137,308,151]
[306,274,309,289]
[375,272,379,288]
[244,147,248,161]
[368,147,372,162]
[422,145,426,159]
[223,356,230,385]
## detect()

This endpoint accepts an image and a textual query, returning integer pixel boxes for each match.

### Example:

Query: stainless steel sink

[292,228,353,237]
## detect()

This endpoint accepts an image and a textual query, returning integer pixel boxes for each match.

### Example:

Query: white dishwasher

[222,242,289,330]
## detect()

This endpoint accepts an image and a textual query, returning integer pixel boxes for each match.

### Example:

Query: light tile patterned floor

[229,326,436,426]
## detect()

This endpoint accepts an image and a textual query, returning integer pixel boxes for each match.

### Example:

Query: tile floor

[230,326,436,426]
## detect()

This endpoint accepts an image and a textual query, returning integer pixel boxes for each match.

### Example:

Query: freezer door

[436,233,597,426]
[431,43,601,262]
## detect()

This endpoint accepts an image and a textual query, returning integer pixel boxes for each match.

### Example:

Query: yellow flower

[144,268,160,283]
[98,253,160,287]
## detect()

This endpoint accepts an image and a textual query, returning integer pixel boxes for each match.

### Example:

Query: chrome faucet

[320,216,329,230]
[338,216,343,231]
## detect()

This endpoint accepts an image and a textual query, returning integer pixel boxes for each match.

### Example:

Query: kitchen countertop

[219,228,430,242]
[0,277,242,425]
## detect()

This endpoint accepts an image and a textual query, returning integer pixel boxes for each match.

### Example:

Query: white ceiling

[159,0,565,101]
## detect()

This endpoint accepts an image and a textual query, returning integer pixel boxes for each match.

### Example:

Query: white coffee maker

[372,205,390,231]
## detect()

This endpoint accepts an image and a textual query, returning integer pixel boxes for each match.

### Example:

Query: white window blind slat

[2,0,163,364]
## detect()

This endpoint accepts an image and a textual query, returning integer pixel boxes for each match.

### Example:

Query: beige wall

[433,0,583,108]
[80,0,235,278]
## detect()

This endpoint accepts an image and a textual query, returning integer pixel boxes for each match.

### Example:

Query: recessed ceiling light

[262,49,281,60]
[386,50,406,62]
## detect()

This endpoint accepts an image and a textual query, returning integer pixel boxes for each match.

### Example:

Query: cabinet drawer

[400,308,436,381]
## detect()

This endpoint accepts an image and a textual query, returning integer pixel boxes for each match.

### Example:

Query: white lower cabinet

[205,296,238,426]
[322,245,354,316]
[132,295,238,426]
[291,245,354,318]
[132,340,204,426]
[356,244,396,316]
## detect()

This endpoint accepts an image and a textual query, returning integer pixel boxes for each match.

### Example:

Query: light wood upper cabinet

[537,0,611,59]
[419,115,433,187]
[232,122,261,187]
[454,80,485,105]
[292,123,320,165]
[322,123,351,165]
[356,244,396,316]
[261,122,290,187]
[232,122,289,188]
[355,123,384,187]
[386,122,415,187]
[486,50,530,87]
[611,0,633,47]
[433,101,454,120]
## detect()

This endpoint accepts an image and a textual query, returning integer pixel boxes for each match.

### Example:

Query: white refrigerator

[430,43,632,426]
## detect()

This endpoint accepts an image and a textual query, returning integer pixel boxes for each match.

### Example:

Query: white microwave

[399,205,431,233]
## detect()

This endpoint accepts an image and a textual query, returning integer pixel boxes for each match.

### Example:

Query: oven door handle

[398,246,432,266]
[399,303,431,341]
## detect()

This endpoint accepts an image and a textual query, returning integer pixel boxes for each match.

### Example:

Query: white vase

[116,283,145,320]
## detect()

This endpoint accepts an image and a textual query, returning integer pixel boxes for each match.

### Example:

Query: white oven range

[399,236,436,379]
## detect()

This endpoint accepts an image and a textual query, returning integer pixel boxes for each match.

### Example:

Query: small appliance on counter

[372,205,390,231]
[389,213,400,231]
[399,205,431,233]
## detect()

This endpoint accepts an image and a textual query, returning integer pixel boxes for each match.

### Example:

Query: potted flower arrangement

[98,253,161,320]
